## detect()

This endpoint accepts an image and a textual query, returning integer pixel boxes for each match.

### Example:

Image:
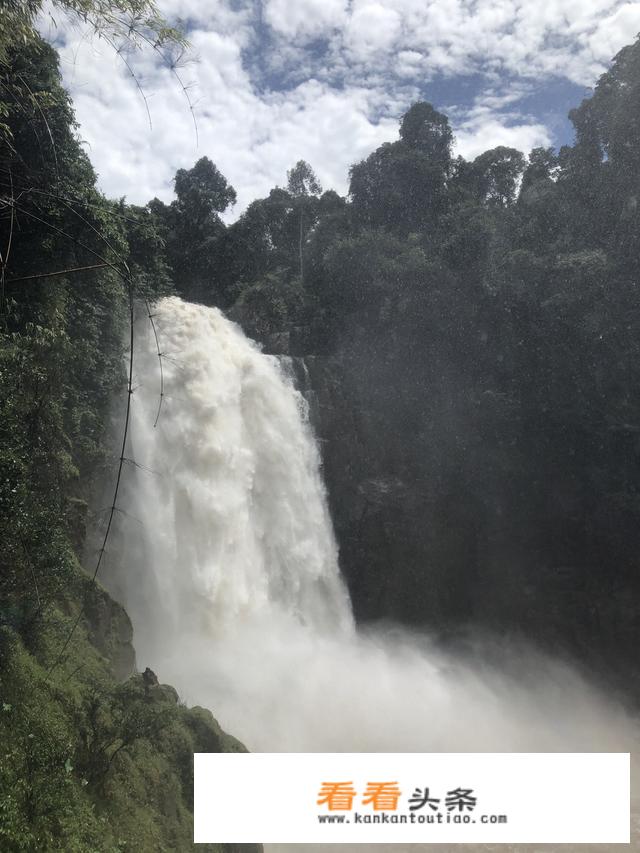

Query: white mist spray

[108,296,637,850]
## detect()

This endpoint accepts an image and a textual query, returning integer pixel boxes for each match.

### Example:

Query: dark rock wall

[303,348,640,697]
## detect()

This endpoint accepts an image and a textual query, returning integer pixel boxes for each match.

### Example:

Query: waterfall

[112,297,352,649]
[107,296,636,837]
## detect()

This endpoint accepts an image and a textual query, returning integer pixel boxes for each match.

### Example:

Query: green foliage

[399,101,453,167]
[0,32,249,853]
[470,146,526,207]
[0,633,243,852]
[0,0,183,68]
[349,133,450,232]
[174,157,237,220]
[229,269,305,343]
[0,1,41,67]
[150,157,236,305]
[286,160,322,198]
[0,0,184,155]
[0,37,135,646]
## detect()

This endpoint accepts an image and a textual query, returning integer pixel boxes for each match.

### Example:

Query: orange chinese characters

[317,782,357,811]
[362,781,402,811]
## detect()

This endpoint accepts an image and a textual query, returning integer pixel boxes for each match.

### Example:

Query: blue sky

[43,0,640,217]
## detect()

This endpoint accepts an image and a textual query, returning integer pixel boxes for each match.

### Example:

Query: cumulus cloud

[444,85,553,161]
[456,117,552,161]
[38,0,640,214]
[587,2,640,61]
[46,21,400,211]
[263,0,349,41]
[345,3,404,57]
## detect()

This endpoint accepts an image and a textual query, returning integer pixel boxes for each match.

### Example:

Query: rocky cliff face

[296,345,640,701]
[231,247,640,698]
[83,578,136,681]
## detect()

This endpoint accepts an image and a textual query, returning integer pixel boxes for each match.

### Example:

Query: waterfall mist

[105,296,637,850]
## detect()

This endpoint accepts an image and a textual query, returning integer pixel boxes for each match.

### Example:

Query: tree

[287,160,322,198]
[520,147,558,194]
[225,188,300,285]
[286,160,322,281]
[173,156,237,222]
[470,146,526,207]
[151,158,237,304]
[349,141,450,232]
[349,104,454,233]
[399,102,453,170]
[566,38,640,270]
[569,38,640,173]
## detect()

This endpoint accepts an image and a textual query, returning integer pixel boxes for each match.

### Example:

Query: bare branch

[7,262,110,283]
[101,32,152,131]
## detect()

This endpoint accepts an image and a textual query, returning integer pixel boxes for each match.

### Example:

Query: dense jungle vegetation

[2,0,640,845]
[0,3,255,851]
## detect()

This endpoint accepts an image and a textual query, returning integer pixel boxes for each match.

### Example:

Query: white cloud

[297,0,640,84]
[37,1,640,215]
[48,21,400,212]
[455,118,552,161]
[587,2,640,61]
[263,0,349,40]
[447,87,553,161]
[345,3,403,57]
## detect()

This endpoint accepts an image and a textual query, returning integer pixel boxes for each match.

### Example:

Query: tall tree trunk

[299,206,304,283]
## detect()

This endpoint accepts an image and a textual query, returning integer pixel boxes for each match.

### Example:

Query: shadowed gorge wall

[211,48,640,699]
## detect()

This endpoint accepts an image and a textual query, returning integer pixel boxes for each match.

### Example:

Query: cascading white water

[114,295,352,652]
[108,296,637,851]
